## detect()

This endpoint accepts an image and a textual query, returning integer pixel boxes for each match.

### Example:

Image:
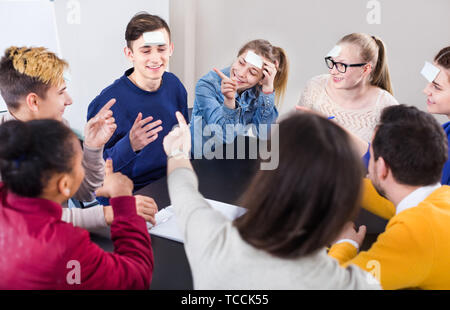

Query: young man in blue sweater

[88,13,188,197]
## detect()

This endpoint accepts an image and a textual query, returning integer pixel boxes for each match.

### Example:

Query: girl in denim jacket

[190,39,289,158]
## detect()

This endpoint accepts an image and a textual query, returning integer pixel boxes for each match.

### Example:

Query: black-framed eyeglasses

[324,57,367,73]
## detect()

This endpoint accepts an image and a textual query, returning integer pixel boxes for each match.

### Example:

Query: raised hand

[260,60,277,94]
[333,222,367,249]
[95,158,134,198]
[84,98,117,149]
[129,112,163,152]
[213,68,237,109]
[163,111,191,159]
[102,193,158,226]
[135,195,158,225]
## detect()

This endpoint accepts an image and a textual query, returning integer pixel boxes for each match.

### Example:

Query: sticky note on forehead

[327,45,341,58]
[63,71,71,82]
[421,61,440,83]
[143,31,166,46]
[245,50,263,69]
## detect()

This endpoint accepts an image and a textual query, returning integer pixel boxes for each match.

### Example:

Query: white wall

[0,0,60,112]
[170,0,450,124]
[2,0,449,128]
[53,0,169,134]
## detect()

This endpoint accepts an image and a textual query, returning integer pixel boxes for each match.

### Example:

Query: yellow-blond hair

[8,46,68,87]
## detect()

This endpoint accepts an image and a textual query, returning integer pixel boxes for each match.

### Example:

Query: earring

[64,189,71,197]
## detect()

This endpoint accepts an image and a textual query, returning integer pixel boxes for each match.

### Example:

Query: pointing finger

[213,68,229,81]
[98,98,116,116]
[175,111,188,129]
[105,158,113,176]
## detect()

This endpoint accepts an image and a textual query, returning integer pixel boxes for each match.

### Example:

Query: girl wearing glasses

[297,33,398,142]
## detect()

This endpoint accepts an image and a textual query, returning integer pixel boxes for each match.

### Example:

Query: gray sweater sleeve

[167,168,229,261]
[72,143,105,202]
[167,168,381,290]
[61,205,108,231]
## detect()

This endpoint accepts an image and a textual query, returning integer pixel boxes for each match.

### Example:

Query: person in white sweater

[0,46,157,231]
[162,111,380,290]
[297,33,398,142]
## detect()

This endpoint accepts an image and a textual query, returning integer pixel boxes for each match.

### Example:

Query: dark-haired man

[329,105,450,290]
[88,12,188,195]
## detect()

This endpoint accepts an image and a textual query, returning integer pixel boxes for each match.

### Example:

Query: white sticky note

[143,31,166,46]
[327,45,341,58]
[63,71,71,82]
[245,50,263,69]
[421,61,440,83]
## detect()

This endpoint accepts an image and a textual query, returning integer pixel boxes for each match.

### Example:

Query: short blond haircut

[0,46,68,110]
[8,46,68,86]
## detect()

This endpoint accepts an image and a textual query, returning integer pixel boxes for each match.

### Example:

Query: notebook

[147,199,247,243]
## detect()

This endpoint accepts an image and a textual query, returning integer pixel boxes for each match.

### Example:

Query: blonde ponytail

[338,33,393,95]
[371,36,393,95]
[272,46,289,107]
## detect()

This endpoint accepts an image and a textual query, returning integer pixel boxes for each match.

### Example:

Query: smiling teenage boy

[88,12,188,194]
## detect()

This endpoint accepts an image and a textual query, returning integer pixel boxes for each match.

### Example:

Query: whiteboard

[0,0,60,111]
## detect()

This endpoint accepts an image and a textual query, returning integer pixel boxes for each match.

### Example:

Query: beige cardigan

[0,111,108,231]
[298,74,399,142]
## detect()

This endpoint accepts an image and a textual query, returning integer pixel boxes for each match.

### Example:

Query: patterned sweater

[297,74,399,142]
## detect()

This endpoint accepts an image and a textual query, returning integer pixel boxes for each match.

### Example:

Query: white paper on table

[147,199,247,243]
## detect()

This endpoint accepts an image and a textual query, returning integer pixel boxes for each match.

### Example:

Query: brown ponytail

[338,33,393,95]
[238,40,290,108]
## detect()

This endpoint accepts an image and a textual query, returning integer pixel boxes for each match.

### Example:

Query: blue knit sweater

[88,68,188,192]
[362,121,450,186]
[441,122,450,185]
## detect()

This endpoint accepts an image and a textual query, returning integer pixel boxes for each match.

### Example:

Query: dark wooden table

[90,138,388,290]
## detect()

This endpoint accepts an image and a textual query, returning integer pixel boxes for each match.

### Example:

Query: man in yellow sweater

[329,105,450,290]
